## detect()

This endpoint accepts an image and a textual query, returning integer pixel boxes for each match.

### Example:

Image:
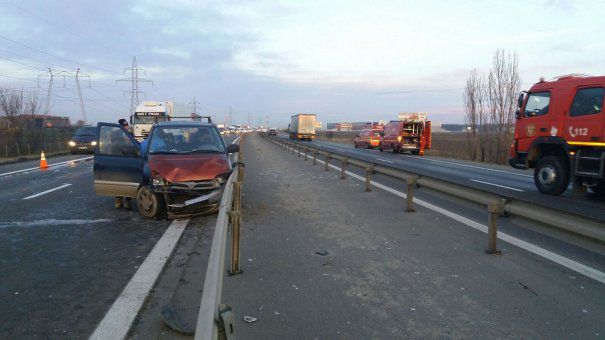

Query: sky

[0,0,604,126]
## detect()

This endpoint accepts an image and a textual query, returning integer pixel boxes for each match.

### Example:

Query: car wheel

[534,155,570,195]
[137,186,165,218]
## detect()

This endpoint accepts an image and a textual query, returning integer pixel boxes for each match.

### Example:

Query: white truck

[130,101,174,141]
[289,114,316,141]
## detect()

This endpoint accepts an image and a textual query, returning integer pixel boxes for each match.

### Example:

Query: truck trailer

[509,75,605,196]
[289,114,316,141]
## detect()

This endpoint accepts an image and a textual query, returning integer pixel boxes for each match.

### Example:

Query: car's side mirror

[226,144,240,154]
[122,146,139,156]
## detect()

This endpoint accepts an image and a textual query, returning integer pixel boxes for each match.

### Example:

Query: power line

[0,55,47,71]
[0,34,116,74]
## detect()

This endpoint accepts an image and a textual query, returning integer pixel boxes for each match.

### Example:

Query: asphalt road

[0,135,238,339]
[224,133,605,339]
[276,135,605,221]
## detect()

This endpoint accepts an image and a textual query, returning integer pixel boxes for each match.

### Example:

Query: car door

[94,123,142,197]
[517,91,552,152]
[564,86,605,146]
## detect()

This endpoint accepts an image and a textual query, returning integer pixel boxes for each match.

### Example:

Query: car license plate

[78,147,87,149]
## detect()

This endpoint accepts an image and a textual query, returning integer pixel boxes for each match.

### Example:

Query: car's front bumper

[166,188,224,209]
[69,143,95,153]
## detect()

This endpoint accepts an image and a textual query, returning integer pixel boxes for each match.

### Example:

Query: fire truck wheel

[534,156,570,195]
[391,146,398,154]
[379,147,383,152]
[137,186,165,218]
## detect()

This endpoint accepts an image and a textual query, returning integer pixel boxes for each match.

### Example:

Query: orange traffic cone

[40,151,49,169]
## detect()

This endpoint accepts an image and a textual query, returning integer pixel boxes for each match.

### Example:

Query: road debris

[315,250,329,256]
[244,315,258,323]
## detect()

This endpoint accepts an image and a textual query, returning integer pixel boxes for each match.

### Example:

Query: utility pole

[38,68,53,127]
[189,96,201,114]
[116,56,153,113]
[75,68,90,124]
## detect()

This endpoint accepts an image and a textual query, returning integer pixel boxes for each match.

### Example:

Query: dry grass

[425,132,472,160]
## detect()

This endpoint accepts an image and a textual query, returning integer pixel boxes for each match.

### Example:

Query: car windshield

[133,115,168,124]
[75,127,97,136]
[148,126,225,154]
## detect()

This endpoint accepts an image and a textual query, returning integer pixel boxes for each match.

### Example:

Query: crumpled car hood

[148,154,230,182]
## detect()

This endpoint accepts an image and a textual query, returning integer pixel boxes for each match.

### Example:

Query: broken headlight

[214,172,231,186]
[152,177,166,186]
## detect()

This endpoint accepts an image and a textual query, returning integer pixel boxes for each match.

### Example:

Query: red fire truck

[379,113,431,155]
[509,75,605,195]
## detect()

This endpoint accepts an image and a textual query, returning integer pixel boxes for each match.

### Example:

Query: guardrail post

[325,153,331,171]
[229,178,243,274]
[365,166,373,191]
[406,176,417,212]
[313,150,317,165]
[341,157,348,179]
[291,143,295,155]
[297,145,302,157]
[304,147,308,161]
[486,201,502,254]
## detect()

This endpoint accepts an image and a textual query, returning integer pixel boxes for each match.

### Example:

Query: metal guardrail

[265,135,605,251]
[194,135,245,340]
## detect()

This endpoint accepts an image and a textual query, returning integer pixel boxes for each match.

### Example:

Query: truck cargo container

[289,114,316,141]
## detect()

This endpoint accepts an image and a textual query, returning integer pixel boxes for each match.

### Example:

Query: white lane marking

[22,183,72,200]
[89,219,189,340]
[0,219,112,229]
[470,179,524,192]
[284,144,605,284]
[0,156,93,178]
[398,154,533,178]
[233,135,241,144]
[376,158,395,164]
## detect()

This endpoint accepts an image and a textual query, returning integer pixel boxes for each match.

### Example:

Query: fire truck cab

[509,75,605,195]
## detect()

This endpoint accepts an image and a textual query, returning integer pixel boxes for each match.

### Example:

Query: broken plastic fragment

[244,315,258,323]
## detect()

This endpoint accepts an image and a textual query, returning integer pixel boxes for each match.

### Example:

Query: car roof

[156,121,215,127]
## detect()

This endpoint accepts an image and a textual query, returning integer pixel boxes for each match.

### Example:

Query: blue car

[93,120,239,218]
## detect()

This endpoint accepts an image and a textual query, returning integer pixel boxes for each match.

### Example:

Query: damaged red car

[93,120,239,218]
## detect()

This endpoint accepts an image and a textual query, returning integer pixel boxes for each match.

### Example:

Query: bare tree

[0,86,24,122]
[463,69,487,161]
[487,49,521,164]
[26,90,43,115]
[464,70,478,160]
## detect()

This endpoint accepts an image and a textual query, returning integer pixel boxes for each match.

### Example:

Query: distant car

[69,126,97,154]
[93,120,240,218]
[354,129,382,149]
[268,128,278,136]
